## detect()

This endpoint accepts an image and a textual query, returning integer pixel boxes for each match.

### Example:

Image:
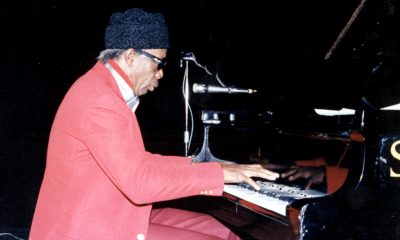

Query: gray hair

[97,49,125,63]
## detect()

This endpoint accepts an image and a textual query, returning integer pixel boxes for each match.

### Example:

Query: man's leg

[148,208,240,240]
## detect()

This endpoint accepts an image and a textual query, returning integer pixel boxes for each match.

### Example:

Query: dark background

[1,0,400,236]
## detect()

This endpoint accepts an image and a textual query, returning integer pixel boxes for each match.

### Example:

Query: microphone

[193,83,257,94]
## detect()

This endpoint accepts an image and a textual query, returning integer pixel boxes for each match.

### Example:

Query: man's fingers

[221,163,279,185]
[258,170,280,180]
[247,165,279,180]
[242,176,261,191]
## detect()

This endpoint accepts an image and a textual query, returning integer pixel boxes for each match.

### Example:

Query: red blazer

[29,62,224,240]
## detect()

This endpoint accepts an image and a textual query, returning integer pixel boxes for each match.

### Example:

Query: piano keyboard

[223,181,327,216]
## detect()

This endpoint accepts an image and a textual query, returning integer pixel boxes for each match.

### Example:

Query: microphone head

[192,83,206,93]
[248,89,257,94]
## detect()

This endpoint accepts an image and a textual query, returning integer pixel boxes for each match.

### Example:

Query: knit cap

[105,8,170,49]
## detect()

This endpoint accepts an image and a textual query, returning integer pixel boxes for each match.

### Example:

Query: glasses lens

[157,60,167,70]
[137,49,166,70]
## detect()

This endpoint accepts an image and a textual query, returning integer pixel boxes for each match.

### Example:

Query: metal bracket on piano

[192,125,223,162]
[199,109,264,125]
[191,110,231,162]
[192,109,254,162]
[200,110,236,125]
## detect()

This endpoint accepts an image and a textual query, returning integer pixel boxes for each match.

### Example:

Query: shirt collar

[105,60,140,112]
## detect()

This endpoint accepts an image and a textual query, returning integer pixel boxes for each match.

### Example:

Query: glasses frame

[135,49,167,70]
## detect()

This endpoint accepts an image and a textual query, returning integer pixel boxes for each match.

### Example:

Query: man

[29,8,279,240]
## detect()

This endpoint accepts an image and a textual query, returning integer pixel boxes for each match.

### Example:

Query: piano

[179,108,400,240]
[152,0,400,239]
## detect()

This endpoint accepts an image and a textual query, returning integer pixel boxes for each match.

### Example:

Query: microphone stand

[180,52,227,157]
[180,52,257,159]
[183,60,190,157]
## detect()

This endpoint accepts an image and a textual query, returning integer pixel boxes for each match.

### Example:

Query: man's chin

[135,89,145,96]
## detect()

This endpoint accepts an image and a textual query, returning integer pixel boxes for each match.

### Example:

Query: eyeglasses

[135,49,167,70]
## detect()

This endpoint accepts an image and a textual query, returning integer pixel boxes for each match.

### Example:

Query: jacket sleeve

[80,94,224,204]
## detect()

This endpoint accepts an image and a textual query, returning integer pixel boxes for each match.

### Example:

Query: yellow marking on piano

[390,140,400,177]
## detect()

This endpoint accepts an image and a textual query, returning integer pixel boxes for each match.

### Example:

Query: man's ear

[124,48,136,67]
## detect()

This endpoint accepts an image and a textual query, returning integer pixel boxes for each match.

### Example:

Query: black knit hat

[104,8,170,49]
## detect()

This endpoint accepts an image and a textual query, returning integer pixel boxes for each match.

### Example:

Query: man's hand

[220,162,279,190]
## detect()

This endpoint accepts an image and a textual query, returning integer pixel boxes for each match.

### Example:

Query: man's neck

[108,59,135,91]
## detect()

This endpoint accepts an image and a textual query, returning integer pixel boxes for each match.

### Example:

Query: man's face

[129,49,167,96]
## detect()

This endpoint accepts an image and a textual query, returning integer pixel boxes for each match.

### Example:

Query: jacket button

[137,233,145,240]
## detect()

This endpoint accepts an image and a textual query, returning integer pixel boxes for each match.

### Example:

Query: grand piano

[154,0,400,239]
[178,106,399,240]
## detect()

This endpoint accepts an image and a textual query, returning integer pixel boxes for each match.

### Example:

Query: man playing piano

[29,8,280,240]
